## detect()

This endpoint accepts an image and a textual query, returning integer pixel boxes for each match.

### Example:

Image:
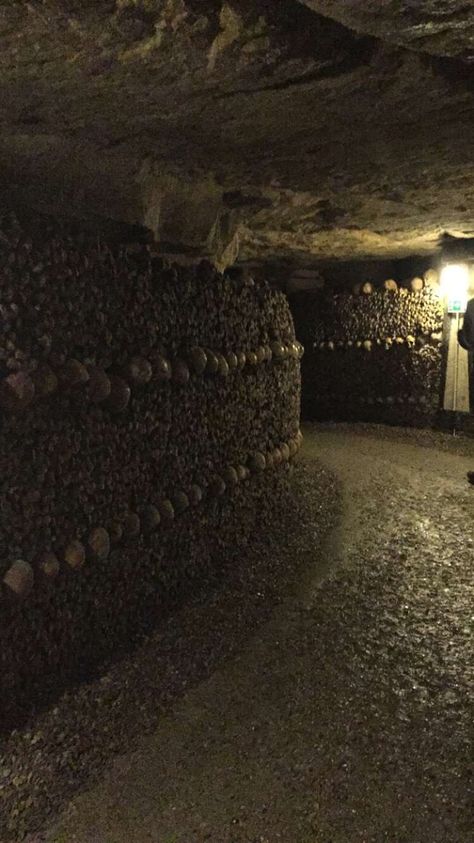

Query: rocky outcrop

[300,1,474,59]
[0,1,473,265]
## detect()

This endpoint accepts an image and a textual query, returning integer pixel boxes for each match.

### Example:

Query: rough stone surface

[1,2,474,264]
[1,425,472,842]
[301,1,474,59]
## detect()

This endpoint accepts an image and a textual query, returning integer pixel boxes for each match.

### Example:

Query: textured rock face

[0,1,474,265]
[300,1,474,59]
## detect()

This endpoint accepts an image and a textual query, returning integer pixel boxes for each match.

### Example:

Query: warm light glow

[440,263,469,313]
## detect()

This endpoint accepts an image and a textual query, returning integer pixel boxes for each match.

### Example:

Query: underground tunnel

[0,2,473,842]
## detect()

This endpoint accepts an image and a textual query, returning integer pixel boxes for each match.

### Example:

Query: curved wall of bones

[0,212,303,726]
[293,277,445,426]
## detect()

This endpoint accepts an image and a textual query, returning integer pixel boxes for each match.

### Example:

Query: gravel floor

[2,424,474,843]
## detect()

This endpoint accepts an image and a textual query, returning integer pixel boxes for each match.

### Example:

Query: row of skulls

[314,393,432,406]
[314,332,443,353]
[353,271,439,296]
[2,431,304,599]
[0,340,305,413]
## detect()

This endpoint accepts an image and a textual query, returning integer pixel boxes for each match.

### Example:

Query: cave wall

[0,211,303,728]
[293,281,445,426]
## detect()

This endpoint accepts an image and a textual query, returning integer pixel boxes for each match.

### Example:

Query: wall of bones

[293,274,446,426]
[0,211,303,726]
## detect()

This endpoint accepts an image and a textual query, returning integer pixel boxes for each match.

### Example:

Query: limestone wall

[0,211,302,727]
[293,280,445,426]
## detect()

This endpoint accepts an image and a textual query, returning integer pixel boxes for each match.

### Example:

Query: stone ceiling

[1,0,474,267]
[300,1,474,60]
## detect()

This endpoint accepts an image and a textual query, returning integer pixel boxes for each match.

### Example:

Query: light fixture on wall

[439,262,470,314]
[439,261,471,416]
[437,236,473,417]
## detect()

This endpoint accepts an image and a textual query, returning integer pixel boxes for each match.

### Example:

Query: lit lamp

[440,262,469,314]
[440,262,471,414]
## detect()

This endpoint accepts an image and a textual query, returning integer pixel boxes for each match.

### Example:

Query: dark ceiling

[1,0,474,267]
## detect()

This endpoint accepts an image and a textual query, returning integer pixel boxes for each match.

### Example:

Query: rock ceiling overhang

[0,1,473,266]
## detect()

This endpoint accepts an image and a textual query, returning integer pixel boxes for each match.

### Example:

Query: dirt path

[38,427,474,841]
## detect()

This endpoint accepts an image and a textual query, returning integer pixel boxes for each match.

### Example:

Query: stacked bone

[292,271,444,426]
[0,210,302,727]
